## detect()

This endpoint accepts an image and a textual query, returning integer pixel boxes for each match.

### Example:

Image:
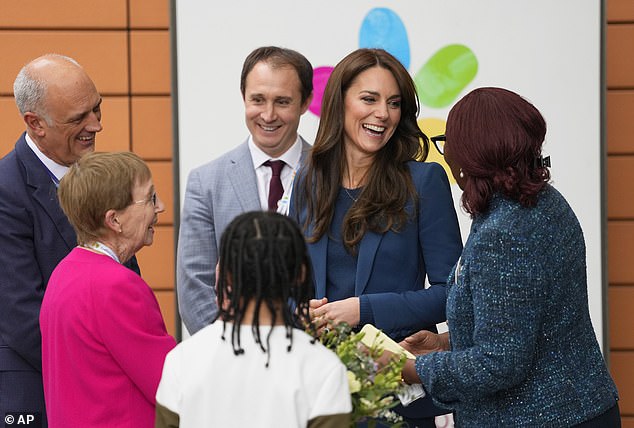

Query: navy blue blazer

[292,161,462,341]
[0,135,76,373]
[0,134,139,420]
[291,161,463,419]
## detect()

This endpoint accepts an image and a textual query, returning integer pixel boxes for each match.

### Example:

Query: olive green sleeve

[155,402,180,428]
[307,412,351,428]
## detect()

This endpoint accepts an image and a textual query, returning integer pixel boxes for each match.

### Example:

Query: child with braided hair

[156,211,351,427]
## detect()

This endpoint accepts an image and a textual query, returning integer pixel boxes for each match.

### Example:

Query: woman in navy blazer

[400,87,620,426]
[290,48,463,426]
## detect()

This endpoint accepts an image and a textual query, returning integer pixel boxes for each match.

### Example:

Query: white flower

[347,370,361,393]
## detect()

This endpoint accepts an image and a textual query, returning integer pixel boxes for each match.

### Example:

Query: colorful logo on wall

[309,7,478,183]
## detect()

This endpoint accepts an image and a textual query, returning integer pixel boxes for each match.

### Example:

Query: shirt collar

[248,135,303,170]
[24,133,69,181]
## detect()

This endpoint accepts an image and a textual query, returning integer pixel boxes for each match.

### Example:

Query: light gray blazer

[177,138,311,334]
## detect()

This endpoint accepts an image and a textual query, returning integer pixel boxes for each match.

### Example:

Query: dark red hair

[446,87,550,215]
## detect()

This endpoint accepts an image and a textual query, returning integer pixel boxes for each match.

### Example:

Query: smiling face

[117,179,165,257]
[243,61,310,158]
[342,66,401,162]
[28,61,102,166]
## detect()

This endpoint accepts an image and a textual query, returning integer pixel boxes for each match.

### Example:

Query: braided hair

[216,211,314,366]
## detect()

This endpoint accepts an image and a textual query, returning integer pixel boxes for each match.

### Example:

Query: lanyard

[84,241,120,263]
[276,164,299,216]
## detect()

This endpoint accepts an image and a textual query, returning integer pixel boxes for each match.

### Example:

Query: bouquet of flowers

[311,322,408,428]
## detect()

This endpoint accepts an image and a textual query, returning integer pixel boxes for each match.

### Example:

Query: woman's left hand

[313,297,360,327]
[400,330,450,355]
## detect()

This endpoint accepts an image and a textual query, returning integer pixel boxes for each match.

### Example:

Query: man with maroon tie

[177,46,314,335]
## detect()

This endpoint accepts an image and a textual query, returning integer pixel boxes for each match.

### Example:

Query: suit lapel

[355,230,383,295]
[228,138,311,214]
[17,137,76,249]
[311,223,384,297]
[228,143,261,211]
[299,137,311,162]
[32,184,76,248]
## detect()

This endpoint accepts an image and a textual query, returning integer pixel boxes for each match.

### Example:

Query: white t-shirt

[156,322,351,427]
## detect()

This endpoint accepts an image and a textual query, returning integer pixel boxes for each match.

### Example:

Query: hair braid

[217,212,314,367]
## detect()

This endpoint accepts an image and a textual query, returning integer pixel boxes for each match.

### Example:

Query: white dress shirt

[248,136,303,211]
[25,133,69,183]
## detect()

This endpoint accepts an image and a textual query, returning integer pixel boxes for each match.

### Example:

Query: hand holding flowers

[309,322,408,427]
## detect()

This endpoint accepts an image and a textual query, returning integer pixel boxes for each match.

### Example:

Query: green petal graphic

[415,44,478,108]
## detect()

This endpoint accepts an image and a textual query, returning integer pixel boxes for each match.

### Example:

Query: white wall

[175,0,603,343]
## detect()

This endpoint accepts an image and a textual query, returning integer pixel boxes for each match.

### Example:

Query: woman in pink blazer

[40,152,176,428]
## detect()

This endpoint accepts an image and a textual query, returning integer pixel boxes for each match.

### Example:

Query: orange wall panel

[624,417,634,428]
[607,157,634,219]
[146,161,174,225]
[155,290,177,338]
[0,0,179,340]
[609,286,634,349]
[98,96,131,153]
[136,225,174,290]
[608,0,634,23]
[130,31,171,94]
[0,97,24,157]
[607,25,634,88]
[131,96,173,159]
[607,91,634,154]
[0,31,129,96]
[610,351,634,414]
[0,1,127,29]
[608,222,634,284]
[129,0,170,29]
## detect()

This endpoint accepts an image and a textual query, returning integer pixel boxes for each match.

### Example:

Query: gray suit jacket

[177,138,311,334]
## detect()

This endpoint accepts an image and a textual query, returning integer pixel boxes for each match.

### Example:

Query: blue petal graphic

[359,7,410,69]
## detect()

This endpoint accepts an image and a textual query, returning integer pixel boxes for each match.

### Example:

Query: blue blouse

[325,187,358,302]
[290,161,463,341]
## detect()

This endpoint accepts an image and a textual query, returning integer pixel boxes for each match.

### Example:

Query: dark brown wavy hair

[298,48,427,252]
[445,87,550,216]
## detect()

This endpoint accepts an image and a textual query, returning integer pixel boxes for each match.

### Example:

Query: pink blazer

[40,247,176,428]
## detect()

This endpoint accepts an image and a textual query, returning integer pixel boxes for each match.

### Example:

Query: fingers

[400,330,434,355]
[376,349,395,369]
[314,317,333,337]
[405,329,434,343]
[410,330,429,340]
[313,315,329,330]
[399,330,449,355]
[309,297,328,309]
[399,339,416,354]
[309,298,329,321]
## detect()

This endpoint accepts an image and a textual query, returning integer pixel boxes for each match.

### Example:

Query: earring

[459,168,465,179]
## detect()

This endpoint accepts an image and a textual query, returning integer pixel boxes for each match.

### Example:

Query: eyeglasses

[431,135,446,156]
[133,192,157,207]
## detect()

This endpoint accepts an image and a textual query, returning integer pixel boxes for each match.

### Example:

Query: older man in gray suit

[177,46,313,334]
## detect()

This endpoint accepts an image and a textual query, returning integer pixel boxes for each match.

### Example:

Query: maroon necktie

[264,160,285,211]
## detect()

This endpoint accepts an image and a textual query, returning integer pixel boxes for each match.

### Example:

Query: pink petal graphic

[309,66,334,117]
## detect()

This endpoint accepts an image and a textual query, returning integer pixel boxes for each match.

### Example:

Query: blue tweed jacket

[415,185,618,426]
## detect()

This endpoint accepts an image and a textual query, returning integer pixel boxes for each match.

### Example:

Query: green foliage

[310,322,407,428]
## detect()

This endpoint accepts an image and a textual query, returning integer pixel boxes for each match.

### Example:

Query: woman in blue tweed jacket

[400,87,620,427]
